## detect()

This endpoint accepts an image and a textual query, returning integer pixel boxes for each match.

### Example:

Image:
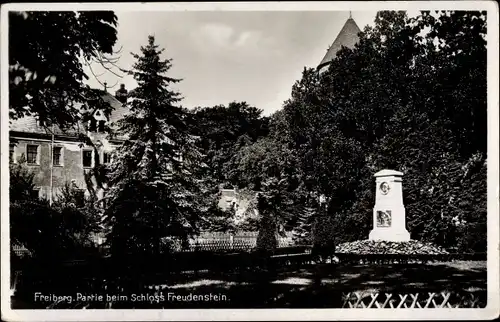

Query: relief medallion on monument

[376,210,392,227]
[379,182,390,195]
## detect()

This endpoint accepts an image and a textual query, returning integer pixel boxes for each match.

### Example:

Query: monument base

[369,229,411,242]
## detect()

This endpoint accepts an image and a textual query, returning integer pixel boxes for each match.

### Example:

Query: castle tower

[317,13,361,74]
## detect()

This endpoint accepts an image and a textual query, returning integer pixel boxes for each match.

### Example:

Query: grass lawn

[12,261,486,309]
[114,260,486,308]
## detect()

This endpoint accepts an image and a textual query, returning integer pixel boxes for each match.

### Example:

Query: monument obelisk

[369,169,411,242]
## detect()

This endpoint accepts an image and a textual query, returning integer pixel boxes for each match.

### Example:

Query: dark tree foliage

[9,11,119,130]
[199,203,237,233]
[255,192,278,252]
[193,102,270,186]
[229,11,487,252]
[9,154,37,204]
[10,160,101,261]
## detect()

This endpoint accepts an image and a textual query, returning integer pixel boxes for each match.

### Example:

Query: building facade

[9,86,129,201]
[218,188,259,225]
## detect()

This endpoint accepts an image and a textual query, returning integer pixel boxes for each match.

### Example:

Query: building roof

[9,91,129,139]
[318,17,361,71]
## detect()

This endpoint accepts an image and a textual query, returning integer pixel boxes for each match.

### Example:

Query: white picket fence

[342,291,484,308]
[188,231,295,250]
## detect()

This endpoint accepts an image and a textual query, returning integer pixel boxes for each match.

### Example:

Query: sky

[84,11,379,116]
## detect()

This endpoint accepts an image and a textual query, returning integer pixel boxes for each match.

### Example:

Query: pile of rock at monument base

[336,240,449,255]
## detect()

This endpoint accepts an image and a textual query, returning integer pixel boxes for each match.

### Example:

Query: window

[88,119,97,132]
[53,146,62,166]
[9,144,15,163]
[98,120,106,133]
[26,145,38,164]
[83,150,93,168]
[103,152,111,164]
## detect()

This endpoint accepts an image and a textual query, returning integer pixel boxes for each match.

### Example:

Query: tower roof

[318,17,361,71]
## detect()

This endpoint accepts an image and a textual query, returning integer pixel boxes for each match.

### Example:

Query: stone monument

[368,169,411,242]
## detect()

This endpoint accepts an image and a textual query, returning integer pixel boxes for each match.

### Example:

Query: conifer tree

[255,191,278,253]
[292,205,316,245]
[255,177,293,251]
[103,36,210,259]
